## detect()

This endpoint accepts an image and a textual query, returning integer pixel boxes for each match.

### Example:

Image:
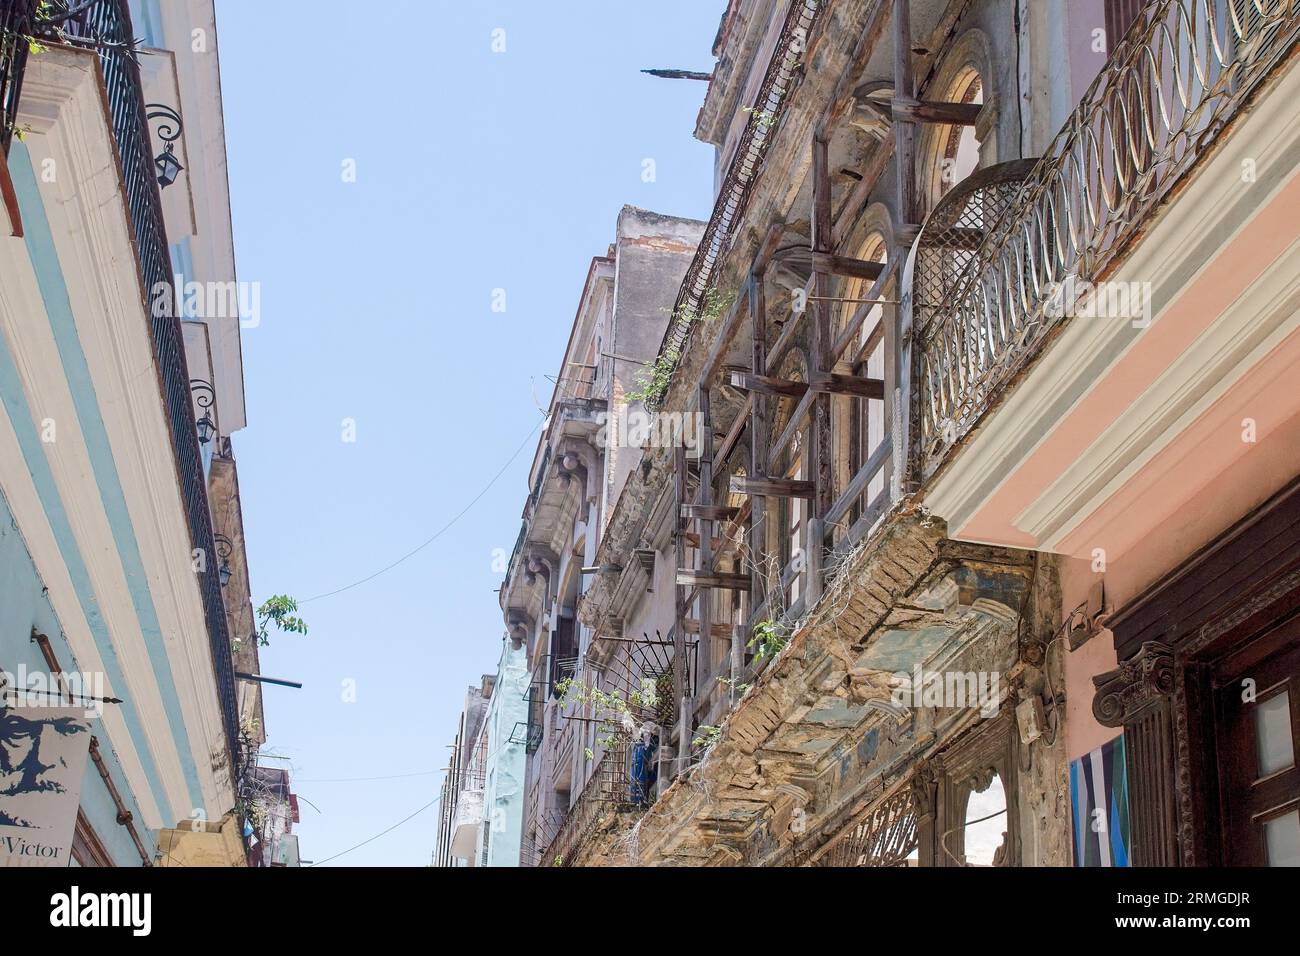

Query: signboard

[0,706,93,867]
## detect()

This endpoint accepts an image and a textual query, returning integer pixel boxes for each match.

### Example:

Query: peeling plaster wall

[607,207,706,516]
[1016,554,1073,867]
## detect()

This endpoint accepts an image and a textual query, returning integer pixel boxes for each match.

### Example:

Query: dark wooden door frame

[1093,475,1300,866]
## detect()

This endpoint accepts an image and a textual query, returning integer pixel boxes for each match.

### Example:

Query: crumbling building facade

[487,0,1300,868]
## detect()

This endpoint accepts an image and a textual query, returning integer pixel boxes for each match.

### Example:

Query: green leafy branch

[255,594,308,648]
[556,675,659,754]
[626,288,735,406]
[748,619,787,662]
[692,725,722,753]
[742,105,777,129]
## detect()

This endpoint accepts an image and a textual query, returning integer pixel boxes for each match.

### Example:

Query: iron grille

[913,0,1300,474]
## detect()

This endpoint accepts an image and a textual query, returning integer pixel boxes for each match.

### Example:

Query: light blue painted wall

[5,142,207,821]
[0,488,157,865]
[127,0,165,48]
[482,640,527,867]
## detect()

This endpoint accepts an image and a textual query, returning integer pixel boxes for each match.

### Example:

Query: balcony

[449,787,485,861]
[538,738,640,867]
[912,0,1300,479]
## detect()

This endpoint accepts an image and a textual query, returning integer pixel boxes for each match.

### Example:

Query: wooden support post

[809,371,886,399]
[809,135,834,605]
[810,252,886,281]
[672,442,688,776]
[730,476,816,498]
[893,0,918,495]
[696,384,714,735]
[746,269,768,695]
[891,98,983,125]
[680,504,739,521]
[729,370,809,399]
[676,571,752,590]
[682,619,734,638]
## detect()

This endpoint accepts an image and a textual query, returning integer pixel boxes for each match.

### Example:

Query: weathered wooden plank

[893,98,982,125]
[676,570,752,590]
[682,619,735,638]
[810,252,885,281]
[729,370,808,399]
[714,393,753,467]
[767,389,814,473]
[826,435,892,527]
[680,504,739,521]
[810,371,885,399]
[730,476,816,498]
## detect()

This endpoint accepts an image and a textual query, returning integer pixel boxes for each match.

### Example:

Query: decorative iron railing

[538,737,640,866]
[0,1,36,155]
[6,1,240,763]
[648,0,821,409]
[913,0,1300,475]
[811,784,918,867]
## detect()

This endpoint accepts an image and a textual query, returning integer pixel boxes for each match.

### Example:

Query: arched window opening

[842,232,890,520]
[925,66,985,211]
[961,771,1008,866]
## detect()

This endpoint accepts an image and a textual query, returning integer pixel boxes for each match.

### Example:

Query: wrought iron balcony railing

[1,1,240,762]
[538,737,641,866]
[0,1,34,154]
[912,0,1300,476]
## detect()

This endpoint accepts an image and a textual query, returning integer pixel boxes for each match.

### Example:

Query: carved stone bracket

[1091,641,1175,728]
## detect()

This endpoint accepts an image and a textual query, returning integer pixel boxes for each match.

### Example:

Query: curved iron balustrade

[912,0,1300,476]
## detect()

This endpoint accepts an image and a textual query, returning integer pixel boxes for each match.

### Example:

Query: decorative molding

[1091,641,1175,728]
[925,50,1300,541]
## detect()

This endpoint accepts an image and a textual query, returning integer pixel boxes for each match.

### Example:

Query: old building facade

[474,0,1300,868]
[1,0,285,866]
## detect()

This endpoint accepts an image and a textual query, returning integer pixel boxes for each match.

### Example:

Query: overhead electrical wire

[307,795,442,867]
[302,416,544,603]
[306,738,520,863]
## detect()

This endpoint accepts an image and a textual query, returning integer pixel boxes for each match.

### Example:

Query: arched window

[939,68,984,199]
[841,232,890,520]
[917,29,995,216]
[961,771,1008,866]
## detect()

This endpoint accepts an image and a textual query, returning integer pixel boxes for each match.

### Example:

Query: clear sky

[214,0,720,866]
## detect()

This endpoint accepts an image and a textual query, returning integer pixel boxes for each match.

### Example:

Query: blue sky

[215,0,719,866]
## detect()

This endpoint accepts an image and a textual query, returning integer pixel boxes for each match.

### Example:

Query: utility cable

[307,794,442,867]
[302,416,544,603]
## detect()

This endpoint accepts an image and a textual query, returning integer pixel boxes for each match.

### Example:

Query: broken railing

[913,0,1300,475]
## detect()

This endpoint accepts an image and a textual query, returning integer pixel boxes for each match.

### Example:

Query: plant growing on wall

[748,619,787,661]
[692,724,722,753]
[742,105,777,129]
[717,675,752,696]
[556,674,658,753]
[255,594,308,647]
[626,287,736,406]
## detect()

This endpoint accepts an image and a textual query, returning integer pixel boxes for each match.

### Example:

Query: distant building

[496,206,705,865]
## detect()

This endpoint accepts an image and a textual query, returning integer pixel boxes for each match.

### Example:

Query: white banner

[0,706,93,867]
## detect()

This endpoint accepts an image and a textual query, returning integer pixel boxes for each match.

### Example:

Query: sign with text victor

[0,706,93,867]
